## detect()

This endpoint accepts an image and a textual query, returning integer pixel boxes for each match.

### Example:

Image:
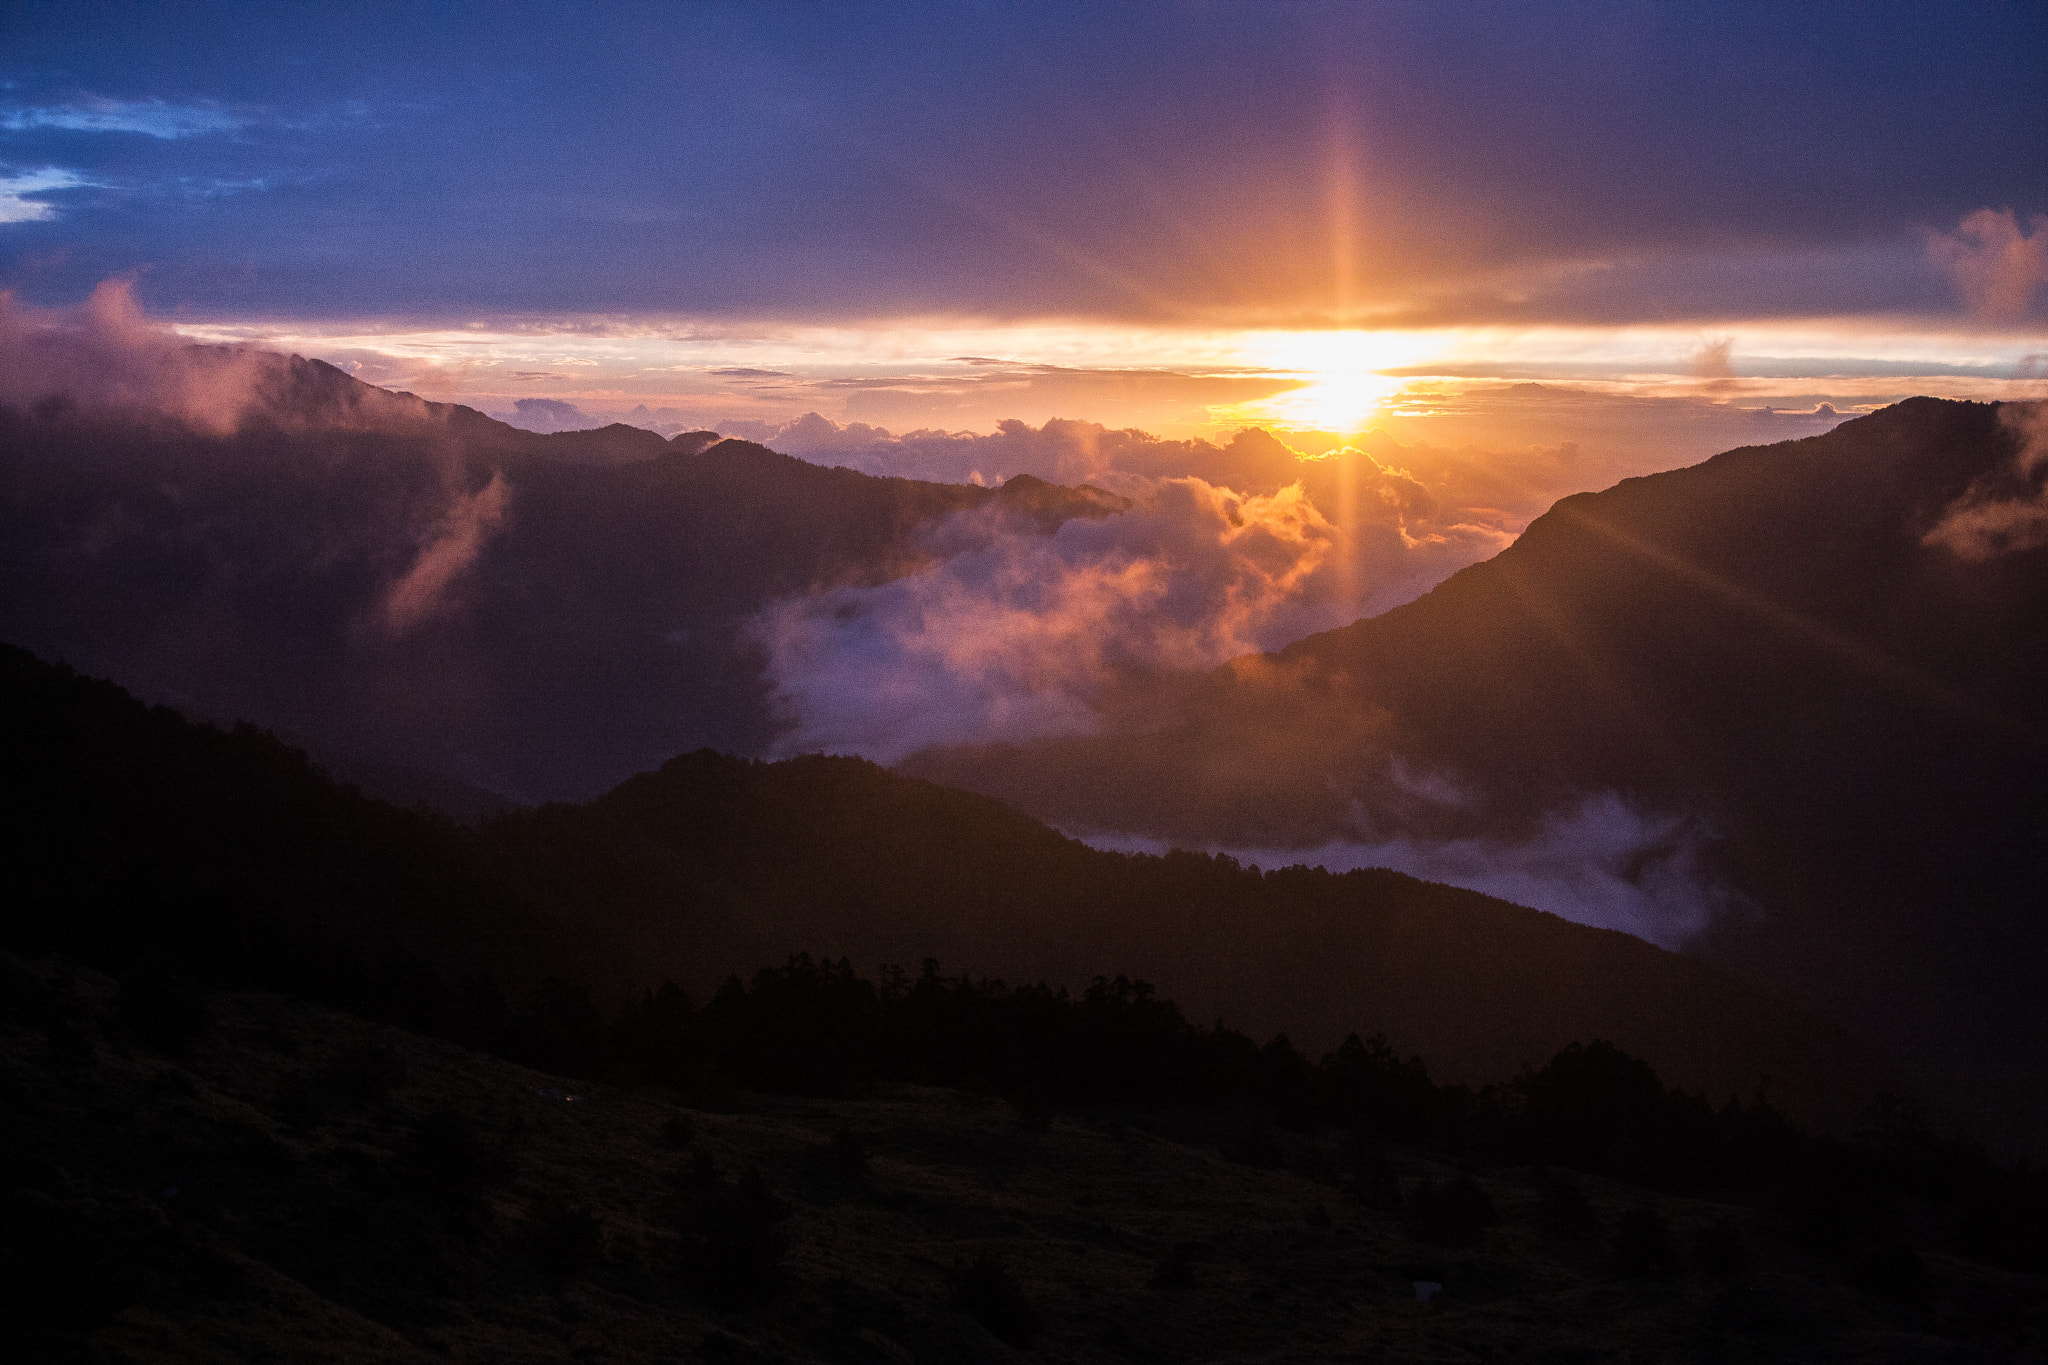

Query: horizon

[4,1,2043,448]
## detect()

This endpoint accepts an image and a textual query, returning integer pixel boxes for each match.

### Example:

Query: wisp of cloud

[0,280,268,433]
[754,477,1346,762]
[1923,401,2048,560]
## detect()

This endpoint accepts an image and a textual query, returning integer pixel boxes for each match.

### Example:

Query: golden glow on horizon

[1218,329,1441,432]
[167,317,2045,437]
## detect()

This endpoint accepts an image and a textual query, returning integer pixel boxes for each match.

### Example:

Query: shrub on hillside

[1691,1220,1749,1276]
[323,1040,408,1102]
[1405,1176,1497,1247]
[1612,1203,1680,1277]
[953,1252,1043,1346]
[676,1153,789,1306]
[1343,1135,1403,1212]
[1531,1169,1601,1243]
[117,971,212,1057]
[527,1195,604,1283]
[397,1108,515,1196]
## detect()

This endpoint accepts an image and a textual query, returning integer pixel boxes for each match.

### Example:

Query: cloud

[1,98,245,139]
[830,364,1301,435]
[0,278,269,432]
[717,390,1856,533]
[381,472,513,636]
[721,412,1305,489]
[1690,336,1736,393]
[1922,401,2048,560]
[749,428,1527,766]
[673,394,1860,788]
[6,6,2044,326]
[752,478,1339,763]
[1088,792,1737,950]
[0,168,92,223]
[500,396,592,432]
[1929,209,2048,320]
[721,412,1435,503]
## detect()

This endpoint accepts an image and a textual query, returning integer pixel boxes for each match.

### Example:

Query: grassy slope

[6,956,2039,1365]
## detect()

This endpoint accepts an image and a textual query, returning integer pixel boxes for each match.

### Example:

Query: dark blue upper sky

[3,0,2045,327]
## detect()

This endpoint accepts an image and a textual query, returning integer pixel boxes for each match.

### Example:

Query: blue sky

[4,0,2045,434]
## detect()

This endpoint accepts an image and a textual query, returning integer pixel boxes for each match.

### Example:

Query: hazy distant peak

[994,471,1134,529]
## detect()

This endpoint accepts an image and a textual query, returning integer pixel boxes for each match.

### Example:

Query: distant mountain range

[905,399,2048,1125]
[0,354,1125,802]
[8,359,2044,1148]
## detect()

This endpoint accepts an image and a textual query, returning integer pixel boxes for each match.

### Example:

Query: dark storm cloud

[1,1,2043,325]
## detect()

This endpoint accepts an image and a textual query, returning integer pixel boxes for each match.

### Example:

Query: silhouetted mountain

[0,643,594,1017]
[0,355,1127,801]
[482,760,1892,1130]
[904,399,2048,1115]
[1,643,1886,1129]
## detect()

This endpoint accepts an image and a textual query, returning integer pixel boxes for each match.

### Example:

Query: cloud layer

[1093,793,1737,950]
[753,479,1339,762]
[740,397,1860,783]
[381,472,512,635]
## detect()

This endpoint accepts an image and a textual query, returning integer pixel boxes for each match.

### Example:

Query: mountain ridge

[0,353,1130,802]
[899,398,2048,1144]
[0,642,1893,1132]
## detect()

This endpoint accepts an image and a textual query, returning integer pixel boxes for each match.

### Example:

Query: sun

[1216,329,1440,433]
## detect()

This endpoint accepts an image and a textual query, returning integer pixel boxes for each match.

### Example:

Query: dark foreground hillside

[8,646,2044,1359]
[5,956,2042,1365]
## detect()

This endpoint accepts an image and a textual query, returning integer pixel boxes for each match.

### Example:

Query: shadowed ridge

[0,641,1902,1131]
[0,641,603,1006]
[238,353,672,463]
[483,742,1894,1133]
[899,398,2048,1148]
[0,372,1135,803]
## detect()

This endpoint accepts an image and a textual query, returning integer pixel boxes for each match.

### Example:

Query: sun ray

[1213,329,1441,433]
